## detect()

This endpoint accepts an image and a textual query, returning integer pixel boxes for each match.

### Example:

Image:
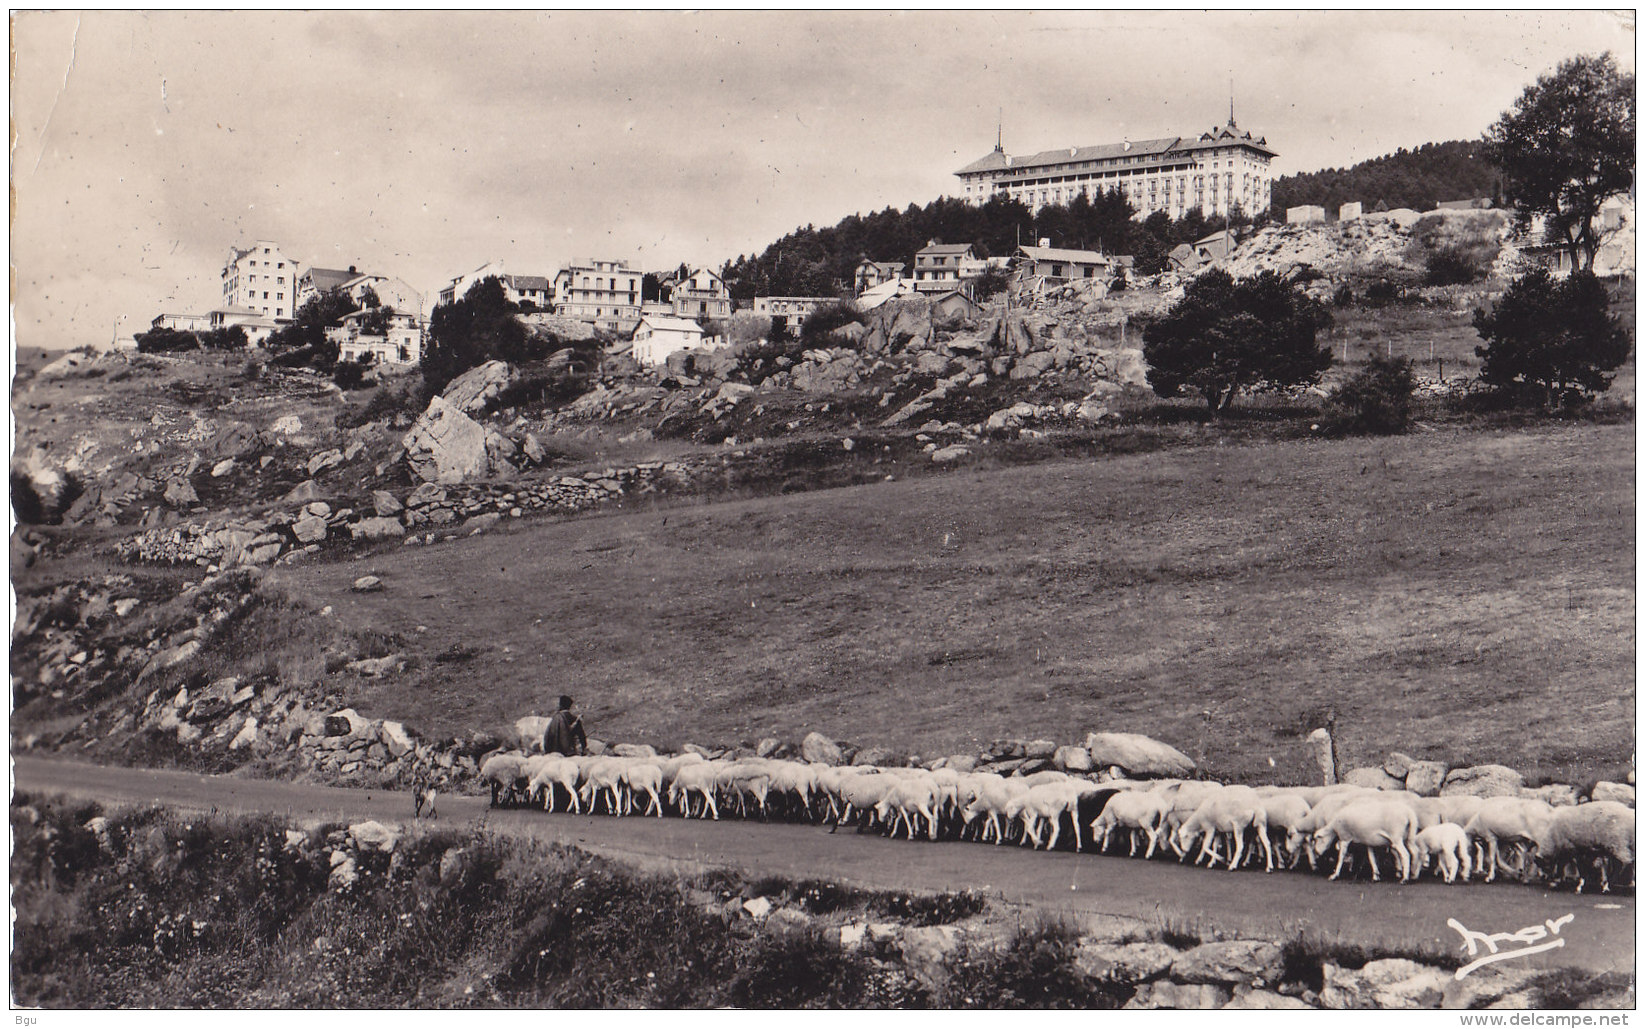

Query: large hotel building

[954,117,1276,220]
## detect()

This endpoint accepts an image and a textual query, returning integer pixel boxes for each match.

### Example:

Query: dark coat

[543,710,587,756]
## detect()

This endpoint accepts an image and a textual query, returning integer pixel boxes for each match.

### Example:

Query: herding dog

[412,771,439,819]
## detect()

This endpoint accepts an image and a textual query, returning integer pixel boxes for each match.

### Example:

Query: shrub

[1424,247,1481,286]
[1324,354,1417,435]
[1332,283,1355,307]
[798,301,864,348]
[1473,267,1630,406]
[971,267,1013,301]
[135,327,200,353]
[198,326,249,351]
[331,360,372,391]
[1363,280,1403,305]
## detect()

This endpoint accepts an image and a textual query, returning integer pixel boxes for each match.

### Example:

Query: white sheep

[1534,801,1635,892]
[478,750,532,807]
[1173,786,1274,872]
[765,760,821,820]
[1253,791,1314,869]
[1311,800,1420,882]
[1463,797,1558,882]
[1159,781,1228,855]
[1008,781,1087,851]
[716,760,774,819]
[959,774,1029,844]
[1091,789,1172,857]
[1284,788,1383,867]
[1412,823,1473,883]
[621,760,666,817]
[577,756,631,815]
[874,775,942,841]
[669,760,724,819]
[527,755,582,813]
[830,771,898,833]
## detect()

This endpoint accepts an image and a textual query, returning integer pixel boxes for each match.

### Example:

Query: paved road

[12,756,1636,976]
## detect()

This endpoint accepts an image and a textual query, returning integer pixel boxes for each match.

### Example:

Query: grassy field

[277,421,1635,787]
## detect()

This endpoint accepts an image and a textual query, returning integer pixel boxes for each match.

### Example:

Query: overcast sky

[10,9,1635,349]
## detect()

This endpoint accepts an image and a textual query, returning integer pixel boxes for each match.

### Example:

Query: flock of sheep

[472,747,1636,893]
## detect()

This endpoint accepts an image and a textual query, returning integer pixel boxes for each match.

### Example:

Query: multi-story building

[552,259,643,334]
[438,261,552,309]
[222,240,300,321]
[629,314,724,367]
[332,307,427,367]
[669,267,733,320]
[954,116,1276,220]
[296,266,357,309]
[338,273,424,316]
[854,259,906,295]
[912,242,976,293]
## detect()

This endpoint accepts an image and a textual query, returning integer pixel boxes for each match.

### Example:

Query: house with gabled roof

[1013,244,1111,283]
[913,241,977,294]
[669,266,733,320]
[630,314,727,367]
[854,259,906,295]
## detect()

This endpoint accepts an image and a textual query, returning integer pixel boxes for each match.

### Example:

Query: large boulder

[1094,347,1150,388]
[441,360,516,415]
[206,421,262,458]
[801,731,843,766]
[1125,982,1232,1010]
[1591,781,1635,807]
[1072,941,1179,983]
[1053,745,1093,772]
[350,517,405,541]
[1403,760,1449,797]
[1342,766,1405,791]
[1170,940,1284,986]
[1084,732,1195,778]
[1440,764,1525,798]
[895,924,961,991]
[1321,958,1449,1009]
[402,396,515,484]
[347,820,400,853]
[291,514,328,544]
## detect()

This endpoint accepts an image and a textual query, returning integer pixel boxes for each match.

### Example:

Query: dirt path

[13,756,1635,976]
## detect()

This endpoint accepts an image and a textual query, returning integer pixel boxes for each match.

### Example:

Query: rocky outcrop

[1084,732,1196,778]
[1440,764,1525,798]
[402,396,512,484]
[801,731,844,766]
[440,360,516,415]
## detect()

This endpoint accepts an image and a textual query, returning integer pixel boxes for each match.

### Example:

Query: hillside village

[12,181,1635,783]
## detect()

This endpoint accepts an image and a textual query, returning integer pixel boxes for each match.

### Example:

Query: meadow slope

[280,422,1634,786]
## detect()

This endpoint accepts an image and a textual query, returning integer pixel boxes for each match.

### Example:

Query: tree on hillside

[1142,268,1333,412]
[1487,52,1635,272]
[419,276,527,400]
[1472,267,1630,406]
[264,287,358,369]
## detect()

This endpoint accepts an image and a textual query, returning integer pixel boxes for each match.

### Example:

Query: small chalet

[1012,244,1110,283]
[631,315,724,367]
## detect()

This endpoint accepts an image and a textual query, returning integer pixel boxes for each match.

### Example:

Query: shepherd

[543,694,589,757]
